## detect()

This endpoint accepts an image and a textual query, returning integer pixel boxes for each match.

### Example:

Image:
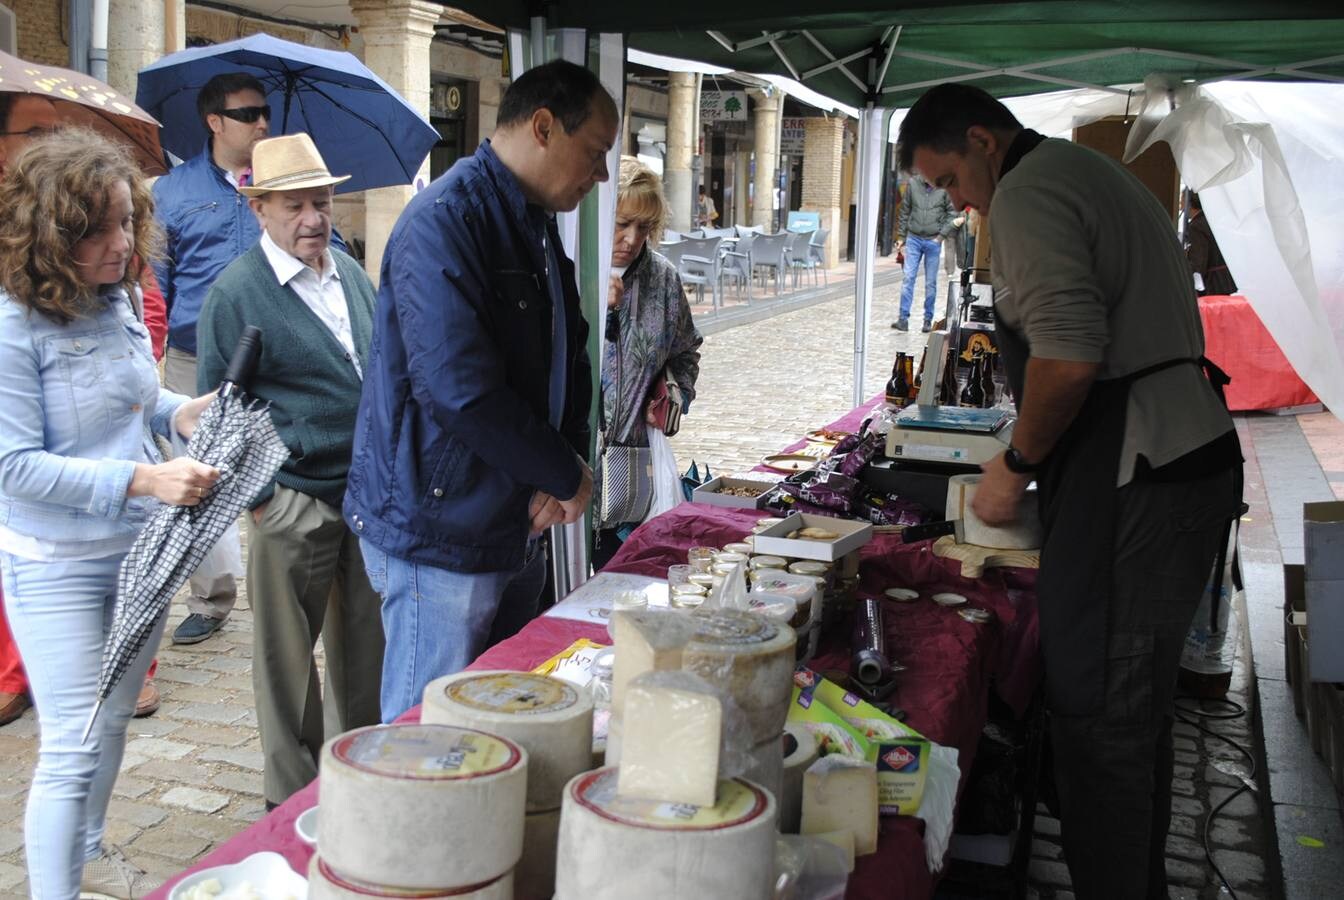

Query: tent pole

[852,104,887,407]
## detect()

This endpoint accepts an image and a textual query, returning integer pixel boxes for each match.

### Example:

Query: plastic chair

[808,229,830,286]
[751,231,790,295]
[720,231,755,301]
[735,224,765,239]
[677,236,723,309]
[784,231,815,289]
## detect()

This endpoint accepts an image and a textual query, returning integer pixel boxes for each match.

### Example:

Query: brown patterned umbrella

[0,49,165,174]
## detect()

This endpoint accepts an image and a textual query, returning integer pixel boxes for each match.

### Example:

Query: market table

[1198,294,1318,411]
[151,401,1041,900]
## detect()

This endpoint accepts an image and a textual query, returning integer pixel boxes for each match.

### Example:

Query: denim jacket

[0,287,190,555]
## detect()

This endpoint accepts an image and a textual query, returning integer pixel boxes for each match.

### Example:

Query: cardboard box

[1305,501,1344,580]
[692,476,776,510]
[752,513,873,562]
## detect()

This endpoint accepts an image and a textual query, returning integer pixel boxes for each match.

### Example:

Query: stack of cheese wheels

[316,724,526,894]
[421,671,593,900]
[555,767,777,900]
[683,609,796,745]
[307,857,514,899]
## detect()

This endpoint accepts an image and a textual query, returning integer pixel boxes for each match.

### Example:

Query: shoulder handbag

[593,277,655,529]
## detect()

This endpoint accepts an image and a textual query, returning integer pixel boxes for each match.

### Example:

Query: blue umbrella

[136,33,438,194]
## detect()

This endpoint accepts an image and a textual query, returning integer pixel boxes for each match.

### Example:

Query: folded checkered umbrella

[83,328,287,742]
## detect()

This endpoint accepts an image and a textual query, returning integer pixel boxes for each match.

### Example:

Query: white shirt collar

[259,229,338,287]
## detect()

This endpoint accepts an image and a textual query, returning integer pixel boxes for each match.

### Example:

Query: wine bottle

[980,350,996,407]
[901,354,917,403]
[960,351,986,407]
[885,352,911,406]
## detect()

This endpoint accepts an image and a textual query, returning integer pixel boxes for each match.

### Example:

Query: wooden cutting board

[932,535,1041,578]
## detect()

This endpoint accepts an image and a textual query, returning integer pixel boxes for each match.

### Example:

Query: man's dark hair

[0,95,15,132]
[1188,192,1203,213]
[897,84,1022,172]
[496,60,614,134]
[197,72,268,127]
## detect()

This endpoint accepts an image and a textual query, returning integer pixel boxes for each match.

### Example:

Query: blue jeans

[1,550,164,900]
[360,539,548,722]
[899,234,942,322]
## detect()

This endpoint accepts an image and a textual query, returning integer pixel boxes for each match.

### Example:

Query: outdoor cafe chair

[751,231,790,296]
[808,228,830,286]
[678,235,723,310]
[784,230,816,290]
[720,231,755,301]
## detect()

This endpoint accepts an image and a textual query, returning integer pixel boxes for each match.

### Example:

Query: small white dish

[884,588,920,602]
[169,851,308,900]
[932,592,968,607]
[294,806,318,846]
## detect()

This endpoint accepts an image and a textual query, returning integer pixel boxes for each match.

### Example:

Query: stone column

[749,88,782,230]
[665,72,696,234]
[350,0,442,284]
[106,0,165,97]
[801,116,846,269]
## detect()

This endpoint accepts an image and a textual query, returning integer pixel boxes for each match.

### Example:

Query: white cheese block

[318,723,526,889]
[422,670,593,810]
[308,855,514,899]
[682,610,796,744]
[610,609,694,716]
[780,723,820,833]
[812,830,856,872]
[515,807,562,900]
[617,674,722,806]
[555,767,777,900]
[800,756,879,856]
[743,733,785,811]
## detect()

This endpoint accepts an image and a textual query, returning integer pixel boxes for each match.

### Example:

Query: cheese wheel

[308,856,514,899]
[555,767,777,900]
[780,723,820,833]
[515,807,562,900]
[318,724,526,889]
[683,610,796,744]
[422,671,593,810]
[742,733,784,809]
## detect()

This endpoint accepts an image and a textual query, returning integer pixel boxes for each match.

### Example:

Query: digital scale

[884,404,1015,466]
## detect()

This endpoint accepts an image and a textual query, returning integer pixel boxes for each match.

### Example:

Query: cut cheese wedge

[683,609,796,744]
[780,723,821,833]
[318,723,526,890]
[422,670,593,810]
[307,855,514,899]
[556,767,777,900]
[617,673,722,806]
[800,756,879,856]
[610,609,694,717]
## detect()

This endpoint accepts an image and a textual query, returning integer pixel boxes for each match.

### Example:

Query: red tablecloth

[1198,294,1318,411]
[151,402,1041,900]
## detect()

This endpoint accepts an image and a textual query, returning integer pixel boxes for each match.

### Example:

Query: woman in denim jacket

[0,130,217,899]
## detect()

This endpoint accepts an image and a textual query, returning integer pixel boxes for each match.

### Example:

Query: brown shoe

[133,679,160,718]
[0,690,30,726]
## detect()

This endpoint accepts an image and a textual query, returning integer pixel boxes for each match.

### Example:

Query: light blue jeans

[360,540,548,723]
[1,550,165,900]
[899,234,942,323]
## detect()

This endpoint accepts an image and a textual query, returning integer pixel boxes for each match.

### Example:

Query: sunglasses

[217,105,272,124]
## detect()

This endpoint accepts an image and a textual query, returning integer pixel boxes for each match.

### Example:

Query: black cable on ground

[1174,694,1256,900]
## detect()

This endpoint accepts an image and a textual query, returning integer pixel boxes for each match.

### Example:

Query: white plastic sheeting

[1126,79,1344,418]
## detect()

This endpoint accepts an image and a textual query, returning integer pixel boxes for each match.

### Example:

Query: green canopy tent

[441,1,1344,590]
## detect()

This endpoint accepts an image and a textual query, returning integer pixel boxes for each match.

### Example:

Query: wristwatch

[1003,446,1039,474]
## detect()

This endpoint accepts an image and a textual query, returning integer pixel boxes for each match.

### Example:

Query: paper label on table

[893,442,972,462]
[444,672,580,715]
[544,571,668,624]
[575,769,767,829]
[333,725,519,779]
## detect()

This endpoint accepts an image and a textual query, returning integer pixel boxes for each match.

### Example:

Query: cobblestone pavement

[0,267,1278,897]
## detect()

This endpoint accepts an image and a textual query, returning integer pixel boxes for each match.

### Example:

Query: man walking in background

[894,169,956,333]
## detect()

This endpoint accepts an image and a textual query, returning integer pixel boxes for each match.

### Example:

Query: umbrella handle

[219,326,263,398]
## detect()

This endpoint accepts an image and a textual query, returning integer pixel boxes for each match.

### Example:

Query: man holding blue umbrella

[151,72,270,646]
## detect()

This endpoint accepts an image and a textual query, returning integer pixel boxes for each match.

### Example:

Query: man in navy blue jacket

[346,60,615,721]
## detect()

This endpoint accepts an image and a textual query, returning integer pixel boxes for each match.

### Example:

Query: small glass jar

[687,546,717,572]
[667,564,693,587]
[589,648,615,709]
[688,572,715,590]
[613,590,648,612]
[714,551,749,566]
[749,554,788,571]
[722,542,753,556]
[670,583,708,609]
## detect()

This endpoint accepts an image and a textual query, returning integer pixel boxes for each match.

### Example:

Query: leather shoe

[892,318,909,331]
[0,690,30,726]
[172,613,224,645]
[921,319,932,333]
[134,678,160,718]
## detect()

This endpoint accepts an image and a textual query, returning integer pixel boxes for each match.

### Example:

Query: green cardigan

[196,243,374,508]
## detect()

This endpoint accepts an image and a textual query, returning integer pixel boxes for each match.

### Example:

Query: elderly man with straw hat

[195,133,384,807]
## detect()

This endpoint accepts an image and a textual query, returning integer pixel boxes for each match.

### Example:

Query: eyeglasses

[0,126,59,138]
[217,105,272,124]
